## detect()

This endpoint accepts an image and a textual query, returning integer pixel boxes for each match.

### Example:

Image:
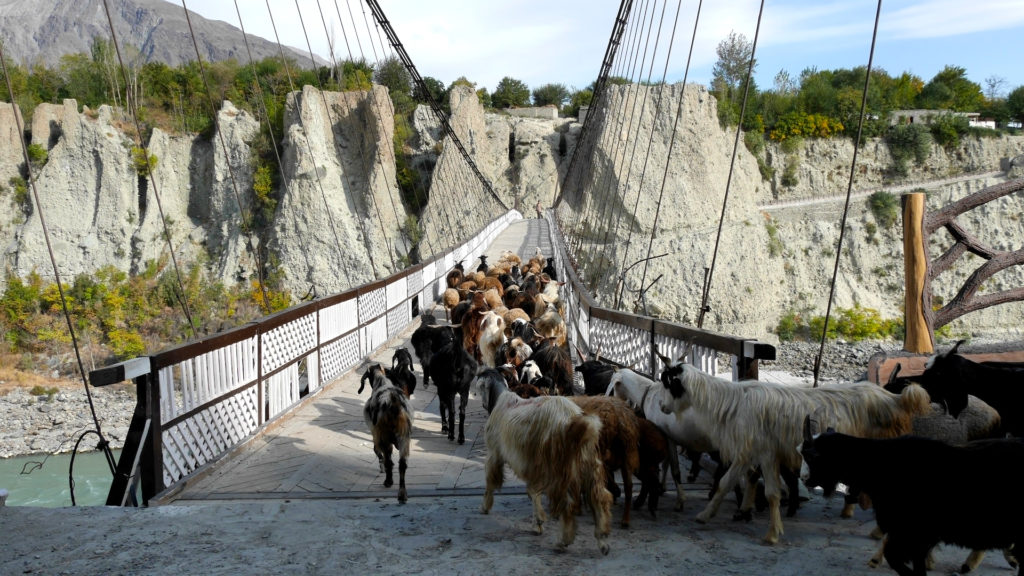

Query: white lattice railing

[95,210,523,503]
[544,211,774,382]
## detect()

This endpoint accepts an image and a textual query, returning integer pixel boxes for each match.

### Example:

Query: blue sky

[192,0,1024,98]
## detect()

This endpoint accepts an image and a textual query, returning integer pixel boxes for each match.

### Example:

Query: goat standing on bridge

[359,363,413,503]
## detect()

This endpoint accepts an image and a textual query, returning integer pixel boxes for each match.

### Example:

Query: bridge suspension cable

[364,0,508,215]
[812,0,885,387]
[318,1,412,263]
[292,0,398,272]
[573,0,655,266]
[556,0,633,268]
[685,0,766,328]
[336,0,461,253]
[616,0,694,310]
[334,0,447,258]
[595,0,677,294]
[98,0,200,337]
[0,38,117,502]
[180,0,274,313]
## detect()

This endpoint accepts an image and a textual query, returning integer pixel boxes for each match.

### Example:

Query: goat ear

[886,363,902,386]
[949,339,965,355]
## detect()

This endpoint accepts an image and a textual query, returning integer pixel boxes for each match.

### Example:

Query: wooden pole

[902,193,933,353]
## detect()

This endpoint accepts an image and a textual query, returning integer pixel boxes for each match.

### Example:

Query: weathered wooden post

[902,193,934,353]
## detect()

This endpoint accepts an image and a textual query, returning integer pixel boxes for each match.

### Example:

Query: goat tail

[551,414,604,515]
[898,383,932,417]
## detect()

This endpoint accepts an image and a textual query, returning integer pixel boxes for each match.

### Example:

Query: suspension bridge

[3,3,1023,569]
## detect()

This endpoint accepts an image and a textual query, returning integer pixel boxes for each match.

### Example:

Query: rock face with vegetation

[561,82,1024,342]
[0,99,263,291]
[271,85,408,295]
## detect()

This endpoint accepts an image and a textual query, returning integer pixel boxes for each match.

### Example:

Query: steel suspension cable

[233,0,294,241]
[100,0,199,338]
[339,1,460,253]
[558,0,634,209]
[338,0,443,258]
[263,0,381,278]
[568,0,643,254]
[595,0,674,291]
[313,0,410,261]
[555,0,634,256]
[293,0,396,272]
[0,44,117,487]
[685,0,765,325]
[578,0,658,274]
[632,0,704,313]
[363,0,509,230]
[181,0,273,313]
[571,0,650,258]
[813,0,884,387]
[572,0,649,257]
[615,0,690,308]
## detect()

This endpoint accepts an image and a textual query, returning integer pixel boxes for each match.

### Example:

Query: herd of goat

[356,248,1024,576]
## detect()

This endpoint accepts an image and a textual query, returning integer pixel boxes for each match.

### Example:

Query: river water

[0,450,120,507]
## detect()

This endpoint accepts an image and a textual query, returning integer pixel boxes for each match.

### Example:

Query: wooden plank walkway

[167,217,552,503]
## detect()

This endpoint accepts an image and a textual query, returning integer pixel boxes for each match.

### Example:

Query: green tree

[476,87,492,109]
[710,31,757,125]
[917,66,984,111]
[374,56,412,99]
[491,76,530,109]
[414,75,446,104]
[564,87,593,118]
[531,83,569,107]
[339,59,373,91]
[1007,85,1024,122]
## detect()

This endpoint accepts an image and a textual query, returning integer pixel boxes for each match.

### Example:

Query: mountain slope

[0,0,318,67]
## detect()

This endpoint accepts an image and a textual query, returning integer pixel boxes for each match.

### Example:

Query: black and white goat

[358,363,413,503]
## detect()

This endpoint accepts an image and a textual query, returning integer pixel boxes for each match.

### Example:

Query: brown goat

[572,395,641,528]
[633,418,670,518]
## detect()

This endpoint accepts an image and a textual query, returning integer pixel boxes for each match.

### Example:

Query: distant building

[889,109,981,126]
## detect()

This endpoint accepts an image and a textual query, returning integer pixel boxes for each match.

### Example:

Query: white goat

[477,311,506,368]
[659,359,930,544]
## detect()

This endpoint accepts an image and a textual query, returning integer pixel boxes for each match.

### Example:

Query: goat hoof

[733,510,753,522]
[398,489,408,503]
[458,437,465,445]
[384,478,394,488]
[599,542,610,556]
[867,558,881,569]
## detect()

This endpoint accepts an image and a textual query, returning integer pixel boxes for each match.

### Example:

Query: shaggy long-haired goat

[477,382,613,555]
[358,363,413,503]
[658,358,930,544]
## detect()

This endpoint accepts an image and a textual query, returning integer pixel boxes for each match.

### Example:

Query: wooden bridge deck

[165,217,552,503]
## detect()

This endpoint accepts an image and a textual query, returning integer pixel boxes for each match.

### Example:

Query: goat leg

[397,455,408,503]
[382,445,394,488]
[457,393,468,444]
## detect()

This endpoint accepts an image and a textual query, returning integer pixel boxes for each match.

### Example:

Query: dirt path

[1,481,1008,575]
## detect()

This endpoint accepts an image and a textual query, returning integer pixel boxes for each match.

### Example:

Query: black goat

[385,362,417,398]
[542,257,558,281]
[528,343,573,395]
[576,357,617,396]
[476,255,488,273]
[429,341,479,444]
[914,340,1024,436]
[410,324,456,390]
[801,419,1024,576]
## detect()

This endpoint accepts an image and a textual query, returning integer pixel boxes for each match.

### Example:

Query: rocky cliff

[2,80,1021,343]
[560,83,1024,341]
